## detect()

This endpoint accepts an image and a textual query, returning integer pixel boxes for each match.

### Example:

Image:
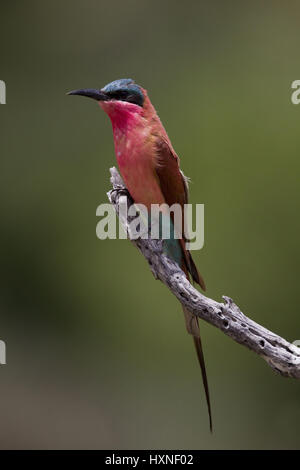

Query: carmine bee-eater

[68,79,212,431]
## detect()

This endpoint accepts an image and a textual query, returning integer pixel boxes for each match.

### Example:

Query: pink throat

[99,100,143,133]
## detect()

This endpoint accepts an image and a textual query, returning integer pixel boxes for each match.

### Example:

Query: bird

[68,79,212,431]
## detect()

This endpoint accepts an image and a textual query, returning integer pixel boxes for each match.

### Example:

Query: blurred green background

[0,0,299,449]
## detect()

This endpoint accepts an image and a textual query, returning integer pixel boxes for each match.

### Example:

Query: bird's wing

[155,137,187,211]
[154,137,205,289]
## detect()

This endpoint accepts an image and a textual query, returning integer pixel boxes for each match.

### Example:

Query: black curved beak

[67,88,108,101]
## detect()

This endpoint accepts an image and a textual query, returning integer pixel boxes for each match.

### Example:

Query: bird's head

[68,79,147,124]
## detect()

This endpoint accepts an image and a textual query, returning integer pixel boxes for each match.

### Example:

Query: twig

[107,167,300,379]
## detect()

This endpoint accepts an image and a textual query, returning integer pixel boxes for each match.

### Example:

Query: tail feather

[192,330,213,433]
[179,239,206,290]
[183,306,213,432]
[171,236,211,430]
[188,252,206,291]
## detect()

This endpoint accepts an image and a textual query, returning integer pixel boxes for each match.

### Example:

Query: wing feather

[154,137,205,289]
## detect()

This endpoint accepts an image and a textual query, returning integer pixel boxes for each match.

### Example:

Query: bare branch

[107,167,300,379]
